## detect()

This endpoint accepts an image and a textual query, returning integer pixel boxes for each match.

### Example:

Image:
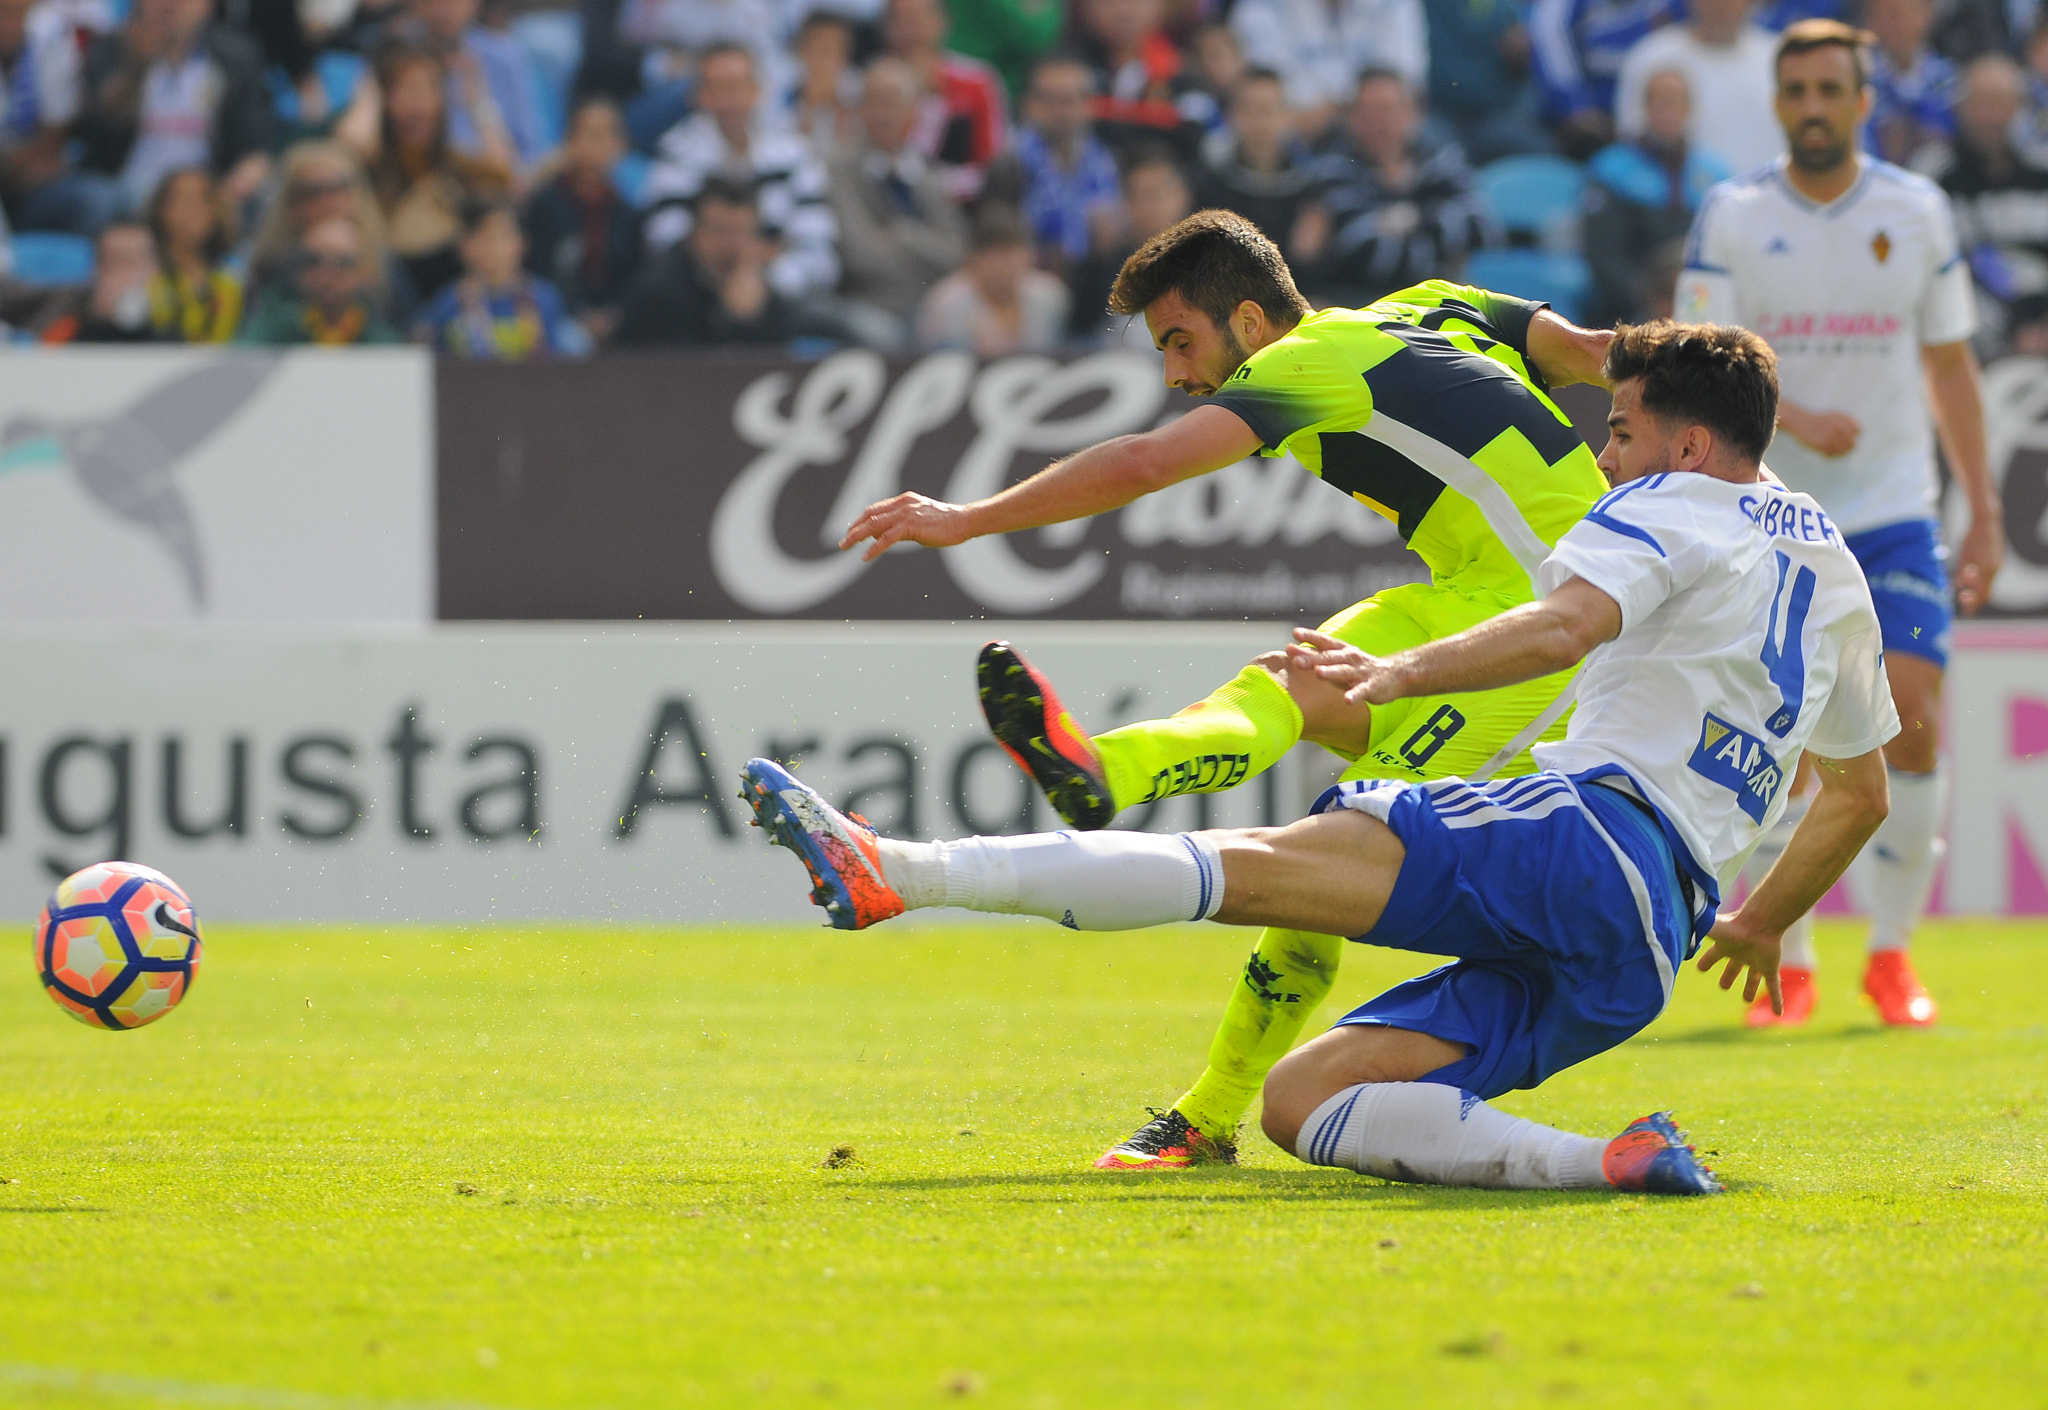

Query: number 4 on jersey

[1759,551,1817,737]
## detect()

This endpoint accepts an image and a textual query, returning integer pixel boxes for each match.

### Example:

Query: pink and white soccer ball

[33,861,203,1031]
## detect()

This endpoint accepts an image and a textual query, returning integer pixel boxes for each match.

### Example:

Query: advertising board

[0,348,433,624]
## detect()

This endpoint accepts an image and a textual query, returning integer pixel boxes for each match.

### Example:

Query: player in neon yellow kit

[843,210,1612,1169]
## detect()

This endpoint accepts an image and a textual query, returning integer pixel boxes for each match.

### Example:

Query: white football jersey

[1675,158,1976,536]
[1534,471,1900,890]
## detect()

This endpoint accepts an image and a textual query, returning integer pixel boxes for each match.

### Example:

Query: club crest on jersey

[1872,230,1892,263]
[1687,713,1785,823]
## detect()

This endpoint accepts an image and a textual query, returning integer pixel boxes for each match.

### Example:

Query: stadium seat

[8,231,94,288]
[1475,153,1586,249]
[1463,247,1591,324]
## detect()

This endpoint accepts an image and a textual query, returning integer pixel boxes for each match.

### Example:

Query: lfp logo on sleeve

[1687,713,1787,823]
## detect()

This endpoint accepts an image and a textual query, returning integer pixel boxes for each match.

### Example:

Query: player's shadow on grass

[857,1171,1671,1207]
[0,1207,109,1214]
[1646,1023,1892,1046]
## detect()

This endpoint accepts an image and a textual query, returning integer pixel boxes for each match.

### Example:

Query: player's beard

[1190,324,1253,397]
[1787,121,1853,176]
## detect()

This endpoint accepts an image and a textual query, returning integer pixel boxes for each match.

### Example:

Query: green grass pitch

[1,917,2044,1409]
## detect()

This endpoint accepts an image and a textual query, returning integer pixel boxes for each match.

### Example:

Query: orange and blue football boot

[740,758,905,930]
[1863,949,1938,1026]
[977,640,1115,830]
[1745,965,1816,1027]
[1093,1108,1239,1170]
[1601,1112,1722,1195]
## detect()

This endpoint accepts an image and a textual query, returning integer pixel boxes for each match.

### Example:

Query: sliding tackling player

[748,321,1897,1197]
[840,210,1613,1169]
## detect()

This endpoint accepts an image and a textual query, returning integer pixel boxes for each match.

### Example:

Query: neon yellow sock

[1094,665,1305,812]
[1172,927,1344,1141]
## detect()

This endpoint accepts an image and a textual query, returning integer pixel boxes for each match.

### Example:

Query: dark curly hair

[1107,209,1310,330]
[1604,321,1780,463]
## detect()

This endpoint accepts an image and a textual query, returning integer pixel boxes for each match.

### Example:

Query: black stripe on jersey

[1317,433,1446,540]
[1364,322,1584,465]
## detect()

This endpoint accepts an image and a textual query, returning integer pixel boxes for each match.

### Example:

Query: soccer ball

[34,861,203,1031]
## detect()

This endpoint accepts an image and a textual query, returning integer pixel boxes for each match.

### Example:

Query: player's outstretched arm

[1696,747,1889,1014]
[1922,339,2005,615]
[1288,576,1622,706]
[838,404,1263,561]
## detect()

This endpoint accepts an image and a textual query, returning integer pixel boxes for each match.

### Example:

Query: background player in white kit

[741,323,1898,1193]
[1677,19,2004,1027]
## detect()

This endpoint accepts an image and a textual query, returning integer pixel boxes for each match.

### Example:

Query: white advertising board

[0,348,432,624]
[0,625,1307,923]
[0,625,2039,922]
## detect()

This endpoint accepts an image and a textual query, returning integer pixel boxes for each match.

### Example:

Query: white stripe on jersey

[1357,413,1556,589]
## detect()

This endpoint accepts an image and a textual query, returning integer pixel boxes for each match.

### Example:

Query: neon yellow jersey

[1208,281,1609,600]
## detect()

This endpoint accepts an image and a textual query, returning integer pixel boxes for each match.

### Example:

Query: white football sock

[1780,914,1818,973]
[1295,1081,1609,1189]
[1863,764,1946,954]
[875,830,1225,929]
[1744,790,1817,970]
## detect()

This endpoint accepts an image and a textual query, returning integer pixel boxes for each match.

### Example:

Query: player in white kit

[1676,19,2004,1027]
[742,322,1897,1192]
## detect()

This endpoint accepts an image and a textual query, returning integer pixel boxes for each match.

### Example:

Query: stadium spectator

[790,9,860,156]
[2011,16,2048,164]
[247,139,415,319]
[1583,68,1729,324]
[1293,68,1497,306]
[1616,0,1781,173]
[639,42,839,300]
[1865,0,1957,166]
[1067,141,1191,342]
[1015,53,1122,269]
[0,0,111,233]
[608,0,789,141]
[37,217,163,341]
[73,0,273,218]
[416,194,583,357]
[882,0,1008,201]
[1194,68,1315,245]
[394,0,550,172]
[1073,0,1215,157]
[1530,0,1682,157]
[1923,53,2048,346]
[238,211,403,342]
[1183,22,1246,120]
[144,166,241,341]
[1421,0,1546,162]
[522,96,642,344]
[826,56,967,349]
[1227,0,1429,138]
[2006,288,2048,352]
[614,174,808,343]
[916,205,1068,353]
[340,43,512,304]
[945,0,1063,105]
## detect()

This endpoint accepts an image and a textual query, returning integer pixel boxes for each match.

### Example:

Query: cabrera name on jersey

[1534,472,1901,890]
[1675,160,1975,536]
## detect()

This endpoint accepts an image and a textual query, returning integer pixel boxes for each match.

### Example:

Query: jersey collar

[1769,153,1872,218]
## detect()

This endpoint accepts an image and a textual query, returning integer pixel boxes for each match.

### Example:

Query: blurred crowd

[3,0,2046,356]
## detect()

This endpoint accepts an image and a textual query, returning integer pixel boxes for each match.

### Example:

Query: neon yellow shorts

[1315,582,1576,785]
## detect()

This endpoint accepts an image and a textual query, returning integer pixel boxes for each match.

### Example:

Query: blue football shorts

[1846,517,1952,669]
[1312,770,1698,1101]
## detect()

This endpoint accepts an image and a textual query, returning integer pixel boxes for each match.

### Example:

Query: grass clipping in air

[0,919,2044,1407]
